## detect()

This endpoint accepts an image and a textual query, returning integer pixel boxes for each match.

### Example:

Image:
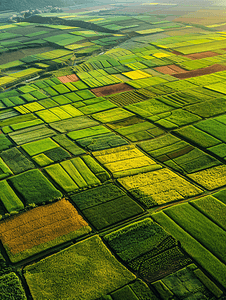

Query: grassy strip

[111,285,139,300]
[190,196,226,230]
[60,160,87,188]
[10,119,44,131]
[174,126,221,148]
[32,153,54,167]
[92,108,134,123]
[0,180,24,213]
[82,155,110,182]
[52,134,85,156]
[0,157,13,179]
[69,157,101,186]
[164,203,226,264]
[45,163,79,193]
[152,211,226,288]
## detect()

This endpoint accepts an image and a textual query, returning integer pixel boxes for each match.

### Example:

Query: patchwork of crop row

[0,8,226,300]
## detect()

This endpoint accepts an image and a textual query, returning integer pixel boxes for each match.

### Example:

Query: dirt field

[173,64,226,79]
[91,83,134,97]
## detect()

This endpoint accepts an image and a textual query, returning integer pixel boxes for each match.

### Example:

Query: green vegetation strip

[0,180,24,214]
[152,211,226,288]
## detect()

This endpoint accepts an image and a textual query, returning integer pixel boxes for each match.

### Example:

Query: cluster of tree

[0,0,64,11]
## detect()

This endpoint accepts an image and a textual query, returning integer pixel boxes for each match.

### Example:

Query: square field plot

[0,199,91,262]
[70,183,144,230]
[118,168,203,208]
[104,218,191,283]
[24,235,135,300]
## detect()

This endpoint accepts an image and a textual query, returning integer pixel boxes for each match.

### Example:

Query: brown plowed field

[58,74,79,83]
[91,83,134,97]
[0,199,89,254]
[173,64,226,79]
[155,64,186,75]
[184,51,219,60]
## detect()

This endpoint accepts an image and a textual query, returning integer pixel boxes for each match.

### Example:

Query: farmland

[0,1,226,299]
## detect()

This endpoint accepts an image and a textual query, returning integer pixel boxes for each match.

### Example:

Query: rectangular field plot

[0,147,35,174]
[125,98,176,119]
[78,99,117,115]
[104,218,191,283]
[49,116,99,133]
[174,115,226,161]
[93,145,162,178]
[0,199,91,262]
[184,97,226,118]
[148,109,202,129]
[108,117,165,142]
[138,134,221,175]
[8,125,56,145]
[152,201,226,289]
[117,168,203,208]
[8,169,62,206]
[44,156,110,193]
[106,89,151,106]
[24,235,135,300]
[92,108,134,123]
[70,183,144,230]
[68,125,129,151]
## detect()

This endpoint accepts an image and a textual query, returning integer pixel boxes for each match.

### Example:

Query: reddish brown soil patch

[172,50,181,55]
[0,199,88,254]
[184,51,220,60]
[91,83,134,97]
[155,66,175,75]
[67,74,79,82]
[155,64,186,75]
[169,65,186,73]
[173,64,226,79]
[58,74,79,83]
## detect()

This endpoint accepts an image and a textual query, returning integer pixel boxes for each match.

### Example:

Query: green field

[0,4,226,300]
